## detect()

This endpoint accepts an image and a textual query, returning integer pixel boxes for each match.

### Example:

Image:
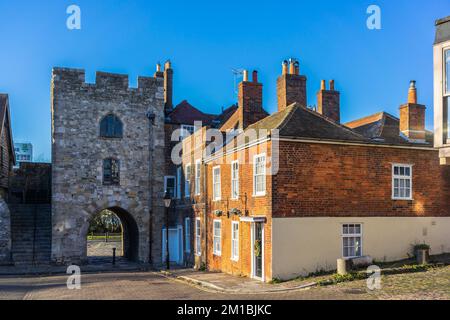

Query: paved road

[1,266,448,300]
[0,271,363,300]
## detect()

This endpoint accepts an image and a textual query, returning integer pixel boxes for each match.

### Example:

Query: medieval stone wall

[0,196,11,265]
[51,68,166,265]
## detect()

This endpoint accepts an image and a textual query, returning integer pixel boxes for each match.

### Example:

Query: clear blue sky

[0,0,448,161]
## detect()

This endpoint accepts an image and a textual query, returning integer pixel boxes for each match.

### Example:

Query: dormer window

[100,114,123,138]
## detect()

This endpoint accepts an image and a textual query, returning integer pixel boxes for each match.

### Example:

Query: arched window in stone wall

[100,114,123,138]
[103,158,120,185]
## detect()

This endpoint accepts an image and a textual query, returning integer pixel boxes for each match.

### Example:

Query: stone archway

[85,207,139,263]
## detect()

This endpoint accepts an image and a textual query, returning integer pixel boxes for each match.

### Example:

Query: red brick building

[174,59,450,281]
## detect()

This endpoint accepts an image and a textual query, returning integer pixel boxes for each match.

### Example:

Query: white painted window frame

[253,153,266,197]
[184,217,191,254]
[195,218,201,256]
[180,124,195,141]
[341,223,363,259]
[185,163,191,198]
[212,165,221,201]
[444,48,450,96]
[231,221,239,262]
[213,219,222,256]
[176,167,182,199]
[231,160,239,200]
[392,163,413,200]
[195,159,201,196]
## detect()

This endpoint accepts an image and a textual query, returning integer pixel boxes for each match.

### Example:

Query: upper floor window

[100,114,123,138]
[180,125,195,141]
[392,164,412,200]
[253,154,266,196]
[103,158,120,185]
[164,176,176,199]
[195,160,201,195]
[445,49,450,95]
[185,164,191,198]
[231,161,239,199]
[213,166,221,201]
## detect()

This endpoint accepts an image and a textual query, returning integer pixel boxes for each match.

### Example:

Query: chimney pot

[408,80,417,104]
[164,60,172,70]
[252,70,258,83]
[282,61,288,75]
[289,60,296,75]
[329,80,335,91]
[294,61,300,75]
[320,80,326,91]
[156,63,161,72]
[243,70,249,82]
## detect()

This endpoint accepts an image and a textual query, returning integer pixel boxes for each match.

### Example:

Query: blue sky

[0,0,448,161]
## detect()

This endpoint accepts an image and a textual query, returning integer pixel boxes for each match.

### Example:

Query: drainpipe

[147,112,156,265]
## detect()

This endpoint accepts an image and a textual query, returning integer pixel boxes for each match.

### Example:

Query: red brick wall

[273,141,450,218]
[202,142,273,280]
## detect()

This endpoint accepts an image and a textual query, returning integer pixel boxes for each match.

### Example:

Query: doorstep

[159,268,316,294]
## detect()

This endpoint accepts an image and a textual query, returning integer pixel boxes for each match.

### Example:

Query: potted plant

[414,243,430,265]
[213,210,223,217]
[229,208,242,217]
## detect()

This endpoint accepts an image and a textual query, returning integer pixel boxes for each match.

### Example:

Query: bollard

[112,248,116,266]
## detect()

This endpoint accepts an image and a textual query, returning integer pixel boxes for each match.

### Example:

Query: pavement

[160,268,316,294]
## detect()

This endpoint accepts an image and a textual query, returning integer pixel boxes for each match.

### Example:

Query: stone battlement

[52,67,162,91]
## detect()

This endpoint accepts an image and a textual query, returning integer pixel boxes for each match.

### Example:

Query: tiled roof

[167,100,239,128]
[345,112,433,146]
[247,103,367,142]
[166,100,216,126]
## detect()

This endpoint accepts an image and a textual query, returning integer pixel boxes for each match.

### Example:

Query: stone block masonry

[51,68,166,265]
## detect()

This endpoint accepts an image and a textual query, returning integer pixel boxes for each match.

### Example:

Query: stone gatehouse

[51,68,166,264]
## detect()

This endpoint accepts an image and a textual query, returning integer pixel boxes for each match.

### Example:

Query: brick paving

[0,265,448,300]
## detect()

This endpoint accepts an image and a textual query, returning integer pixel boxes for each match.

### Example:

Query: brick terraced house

[176,59,450,282]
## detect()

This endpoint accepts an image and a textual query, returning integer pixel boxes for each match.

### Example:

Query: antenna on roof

[231,68,244,98]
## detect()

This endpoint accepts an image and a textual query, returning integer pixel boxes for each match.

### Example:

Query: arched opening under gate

[86,207,139,264]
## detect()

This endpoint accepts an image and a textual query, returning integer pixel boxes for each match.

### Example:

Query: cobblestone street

[0,266,448,300]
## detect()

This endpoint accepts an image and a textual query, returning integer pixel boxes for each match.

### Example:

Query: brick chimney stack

[317,80,340,123]
[277,58,307,112]
[164,60,173,115]
[399,81,426,142]
[238,70,266,129]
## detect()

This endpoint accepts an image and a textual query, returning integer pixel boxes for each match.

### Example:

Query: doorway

[251,222,264,281]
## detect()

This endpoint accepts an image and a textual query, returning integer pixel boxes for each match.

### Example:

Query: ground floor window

[213,220,222,256]
[342,224,362,258]
[195,218,201,256]
[185,218,191,254]
[231,221,239,261]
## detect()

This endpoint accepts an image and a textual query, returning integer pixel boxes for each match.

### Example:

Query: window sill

[392,198,414,201]
[213,252,222,257]
[231,258,239,262]
[253,193,266,198]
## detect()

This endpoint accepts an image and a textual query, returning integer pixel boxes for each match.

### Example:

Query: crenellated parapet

[51,67,164,93]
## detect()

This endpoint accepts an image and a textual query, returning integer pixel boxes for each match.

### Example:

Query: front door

[252,222,264,280]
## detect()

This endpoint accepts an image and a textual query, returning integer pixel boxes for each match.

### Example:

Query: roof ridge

[295,103,367,139]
